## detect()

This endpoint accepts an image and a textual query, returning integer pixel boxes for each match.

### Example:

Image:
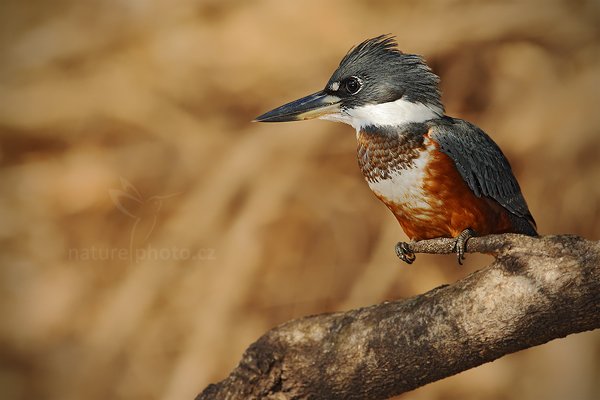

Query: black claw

[453,228,477,265]
[395,242,416,264]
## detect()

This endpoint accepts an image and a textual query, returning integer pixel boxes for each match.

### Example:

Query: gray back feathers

[429,117,537,234]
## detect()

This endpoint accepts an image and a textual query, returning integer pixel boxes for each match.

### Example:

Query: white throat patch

[319,98,442,131]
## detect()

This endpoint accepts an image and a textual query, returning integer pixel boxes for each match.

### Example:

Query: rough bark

[196,234,600,400]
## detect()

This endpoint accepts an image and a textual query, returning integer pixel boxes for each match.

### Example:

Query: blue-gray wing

[428,117,536,232]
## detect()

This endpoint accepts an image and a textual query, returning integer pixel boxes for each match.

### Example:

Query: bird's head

[255,35,444,130]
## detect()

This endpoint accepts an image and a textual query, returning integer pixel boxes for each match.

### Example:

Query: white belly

[367,148,435,211]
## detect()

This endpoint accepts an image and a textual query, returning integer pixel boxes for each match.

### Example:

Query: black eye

[344,76,361,94]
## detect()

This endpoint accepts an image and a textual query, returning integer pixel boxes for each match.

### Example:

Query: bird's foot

[454,228,477,265]
[395,242,416,264]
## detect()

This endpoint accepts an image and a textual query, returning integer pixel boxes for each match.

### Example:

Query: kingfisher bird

[255,35,537,264]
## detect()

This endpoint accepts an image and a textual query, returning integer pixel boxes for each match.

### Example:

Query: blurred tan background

[1,0,599,399]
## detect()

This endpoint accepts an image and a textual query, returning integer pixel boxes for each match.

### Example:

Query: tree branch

[196,234,600,400]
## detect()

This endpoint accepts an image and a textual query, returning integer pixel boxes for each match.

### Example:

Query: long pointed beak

[254,90,341,122]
